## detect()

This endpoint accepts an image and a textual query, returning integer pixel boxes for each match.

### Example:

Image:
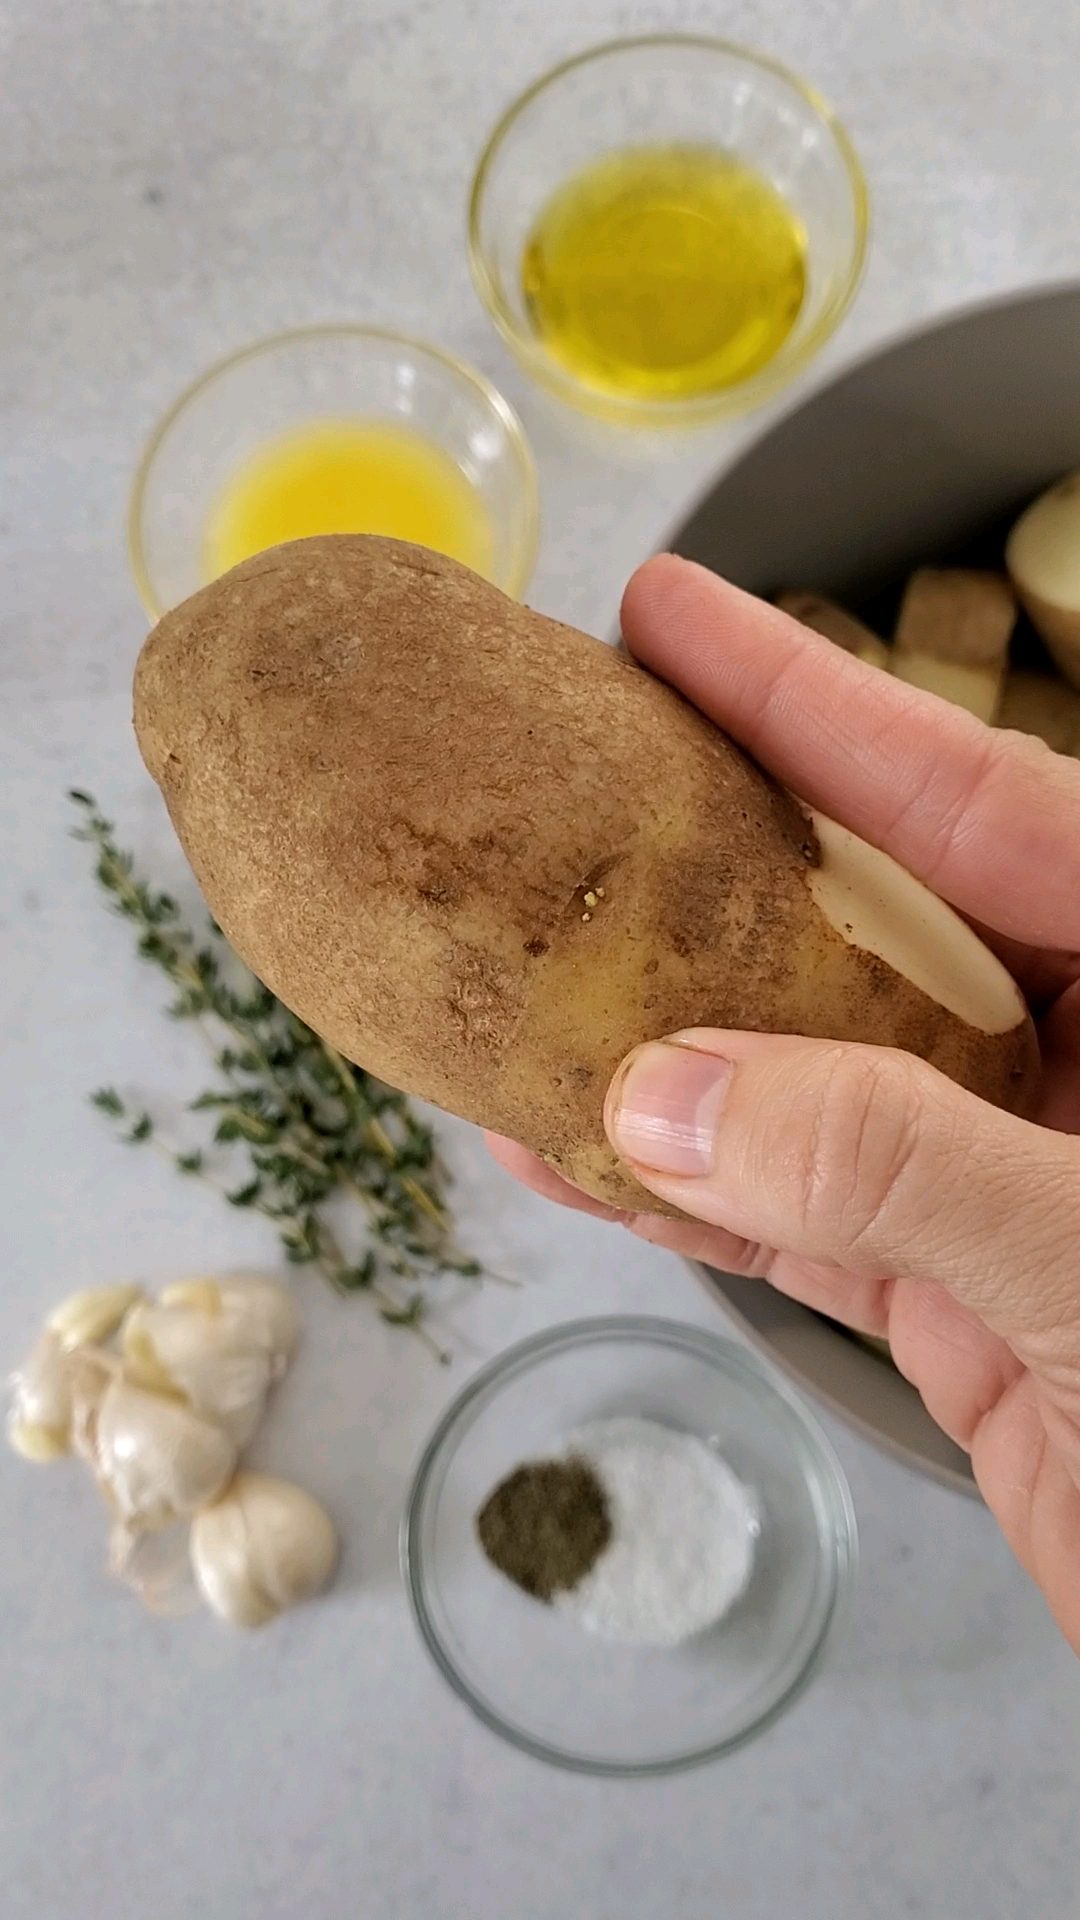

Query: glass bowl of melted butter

[129,326,539,617]
[469,36,869,428]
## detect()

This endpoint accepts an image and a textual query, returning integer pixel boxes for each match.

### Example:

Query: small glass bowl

[402,1317,856,1775]
[128,324,540,617]
[468,36,869,428]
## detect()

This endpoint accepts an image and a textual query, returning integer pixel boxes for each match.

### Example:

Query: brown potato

[134,538,1037,1212]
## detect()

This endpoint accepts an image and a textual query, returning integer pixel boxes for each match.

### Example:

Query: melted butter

[204,419,494,580]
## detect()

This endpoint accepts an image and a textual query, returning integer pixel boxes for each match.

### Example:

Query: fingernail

[608,1043,733,1176]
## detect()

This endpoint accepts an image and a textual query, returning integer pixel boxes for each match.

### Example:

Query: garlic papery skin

[109,1519,200,1616]
[77,1373,236,1530]
[47,1283,144,1352]
[190,1472,338,1628]
[121,1274,298,1447]
[7,1331,78,1461]
[66,1347,120,1458]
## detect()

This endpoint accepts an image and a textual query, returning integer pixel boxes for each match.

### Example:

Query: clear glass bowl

[128,325,539,616]
[469,36,869,428]
[402,1317,857,1775]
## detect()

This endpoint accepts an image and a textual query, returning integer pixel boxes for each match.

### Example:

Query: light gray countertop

[2,3,1079,1916]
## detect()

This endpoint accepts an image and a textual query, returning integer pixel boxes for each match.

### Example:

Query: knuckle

[881,728,1005,893]
[790,1047,925,1254]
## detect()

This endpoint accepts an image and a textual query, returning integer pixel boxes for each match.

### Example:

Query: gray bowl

[666,282,1080,1494]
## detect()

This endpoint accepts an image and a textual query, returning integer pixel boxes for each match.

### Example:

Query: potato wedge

[893,568,1015,721]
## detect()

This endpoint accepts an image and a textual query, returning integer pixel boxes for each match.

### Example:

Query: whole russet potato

[134,537,1037,1213]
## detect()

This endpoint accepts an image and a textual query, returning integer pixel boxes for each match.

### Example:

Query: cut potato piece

[893,569,1015,721]
[806,812,1024,1035]
[134,537,1038,1215]
[896,653,1000,717]
[997,671,1080,757]
[776,591,891,671]
[1006,471,1080,691]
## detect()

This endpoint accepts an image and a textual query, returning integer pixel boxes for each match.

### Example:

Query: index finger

[621,555,1080,951]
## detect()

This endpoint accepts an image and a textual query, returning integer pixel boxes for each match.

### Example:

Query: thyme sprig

[71,790,489,1360]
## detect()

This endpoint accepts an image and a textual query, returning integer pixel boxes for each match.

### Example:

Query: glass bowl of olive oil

[469,36,868,428]
[129,325,539,617]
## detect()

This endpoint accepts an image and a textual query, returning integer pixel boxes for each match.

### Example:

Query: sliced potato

[1006,471,1080,691]
[893,569,1015,722]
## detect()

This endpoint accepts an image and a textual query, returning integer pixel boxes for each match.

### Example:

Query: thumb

[605,1030,1080,1343]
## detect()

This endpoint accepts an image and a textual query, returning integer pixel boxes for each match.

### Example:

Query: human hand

[489,555,1080,1653]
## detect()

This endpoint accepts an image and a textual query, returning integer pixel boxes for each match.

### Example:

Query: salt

[555,1416,757,1647]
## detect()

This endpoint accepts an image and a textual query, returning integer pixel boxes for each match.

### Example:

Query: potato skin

[134,537,1037,1212]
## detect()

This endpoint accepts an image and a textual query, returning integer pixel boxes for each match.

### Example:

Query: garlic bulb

[74,1369,236,1530]
[7,1272,329,1628]
[121,1274,298,1445]
[190,1472,338,1627]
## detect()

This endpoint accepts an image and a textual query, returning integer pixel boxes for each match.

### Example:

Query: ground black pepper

[476,1454,611,1601]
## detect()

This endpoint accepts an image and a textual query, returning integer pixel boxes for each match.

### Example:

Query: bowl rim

[657,276,1080,545]
[401,1312,858,1776]
[127,321,541,618]
[467,32,870,428]
[692,1265,977,1497]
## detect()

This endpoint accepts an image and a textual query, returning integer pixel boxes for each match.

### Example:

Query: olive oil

[522,144,807,402]
[204,419,494,582]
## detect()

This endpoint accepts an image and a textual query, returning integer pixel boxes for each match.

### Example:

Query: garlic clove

[81,1374,236,1530]
[47,1282,144,1351]
[159,1279,223,1316]
[118,1306,181,1399]
[7,1330,79,1461]
[66,1346,121,1464]
[192,1500,278,1628]
[8,1283,148,1464]
[8,1280,149,1466]
[190,1471,338,1629]
[120,1274,297,1446]
[156,1273,298,1367]
[122,1299,275,1447]
[7,1415,70,1463]
[216,1274,300,1372]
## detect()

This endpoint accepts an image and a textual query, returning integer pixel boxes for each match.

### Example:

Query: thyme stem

[72,790,492,1359]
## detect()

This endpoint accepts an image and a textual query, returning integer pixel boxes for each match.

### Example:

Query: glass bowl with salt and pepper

[402,1318,856,1775]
